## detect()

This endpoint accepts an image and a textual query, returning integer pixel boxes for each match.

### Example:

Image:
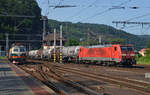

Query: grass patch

[136,54,150,65]
[119,84,124,89]
[146,85,150,90]
[0,56,7,59]
[137,61,150,65]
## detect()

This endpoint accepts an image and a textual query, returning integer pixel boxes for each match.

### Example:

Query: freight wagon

[28,44,136,66]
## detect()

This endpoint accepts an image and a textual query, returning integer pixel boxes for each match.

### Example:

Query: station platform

[0,59,55,95]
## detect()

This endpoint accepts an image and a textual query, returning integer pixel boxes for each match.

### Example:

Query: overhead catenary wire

[0,33,42,36]
[79,0,134,22]
[126,13,150,21]
[119,0,132,6]
[69,0,98,20]
[80,9,111,22]
[142,25,150,34]
[120,25,140,29]
[114,12,150,30]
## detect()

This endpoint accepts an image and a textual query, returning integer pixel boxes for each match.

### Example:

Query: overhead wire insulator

[130,6,139,9]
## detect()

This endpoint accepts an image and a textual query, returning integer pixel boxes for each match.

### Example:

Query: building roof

[44,34,66,41]
[139,48,150,52]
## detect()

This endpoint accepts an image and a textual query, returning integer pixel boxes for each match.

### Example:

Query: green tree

[147,42,150,48]
[67,38,79,46]
[0,0,41,34]
[89,40,99,45]
[110,38,125,44]
[80,41,88,46]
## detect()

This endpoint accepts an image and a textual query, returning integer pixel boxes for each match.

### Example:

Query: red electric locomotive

[78,44,136,66]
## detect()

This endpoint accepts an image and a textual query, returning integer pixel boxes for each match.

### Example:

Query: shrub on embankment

[136,50,150,65]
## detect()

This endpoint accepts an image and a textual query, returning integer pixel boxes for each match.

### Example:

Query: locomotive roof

[83,44,133,48]
[11,45,25,48]
[84,44,112,48]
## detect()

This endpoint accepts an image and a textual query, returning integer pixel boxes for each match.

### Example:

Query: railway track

[19,64,104,95]
[30,60,150,95]
[18,65,68,95]
[26,60,150,94]
[52,65,150,94]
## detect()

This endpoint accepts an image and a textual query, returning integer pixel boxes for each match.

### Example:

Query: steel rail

[39,65,103,95]
[52,65,150,95]
[18,65,69,95]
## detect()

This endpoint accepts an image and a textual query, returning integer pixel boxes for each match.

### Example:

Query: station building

[43,34,66,49]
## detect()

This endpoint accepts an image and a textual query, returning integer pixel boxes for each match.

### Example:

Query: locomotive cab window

[127,46,133,51]
[121,46,127,51]
[13,48,19,52]
[20,48,25,52]
[114,47,117,51]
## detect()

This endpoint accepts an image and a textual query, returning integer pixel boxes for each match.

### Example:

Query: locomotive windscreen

[20,47,25,52]
[121,46,133,51]
[13,48,19,52]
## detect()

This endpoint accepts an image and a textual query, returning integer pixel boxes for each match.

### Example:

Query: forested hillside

[0,0,149,50]
[48,19,150,50]
[0,0,41,35]
[0,0,42,48]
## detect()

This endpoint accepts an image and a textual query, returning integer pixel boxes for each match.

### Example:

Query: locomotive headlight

[130,54,135,56]
[122,54,126,56]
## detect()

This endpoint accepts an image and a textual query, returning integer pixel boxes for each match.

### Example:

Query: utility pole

[27,36,30,51]
[0,45,1,56]
[29,43,31,51]
[99,35,102,44]
[54,29,56,63]
[87,28,90,46]
[5,33,9,56]
[66,23,68,41]
[42,16,47,48]
[60,25,63,64]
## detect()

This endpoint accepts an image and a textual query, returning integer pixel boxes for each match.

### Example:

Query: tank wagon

[62,46,81,62]
[42,48,53,61]
[8,43,26,64]
[28,50,39,59]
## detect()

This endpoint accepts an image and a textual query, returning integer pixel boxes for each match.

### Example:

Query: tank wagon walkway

[0,59,55,95]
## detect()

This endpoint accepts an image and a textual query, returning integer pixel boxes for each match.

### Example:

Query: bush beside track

[136,50,150,65]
